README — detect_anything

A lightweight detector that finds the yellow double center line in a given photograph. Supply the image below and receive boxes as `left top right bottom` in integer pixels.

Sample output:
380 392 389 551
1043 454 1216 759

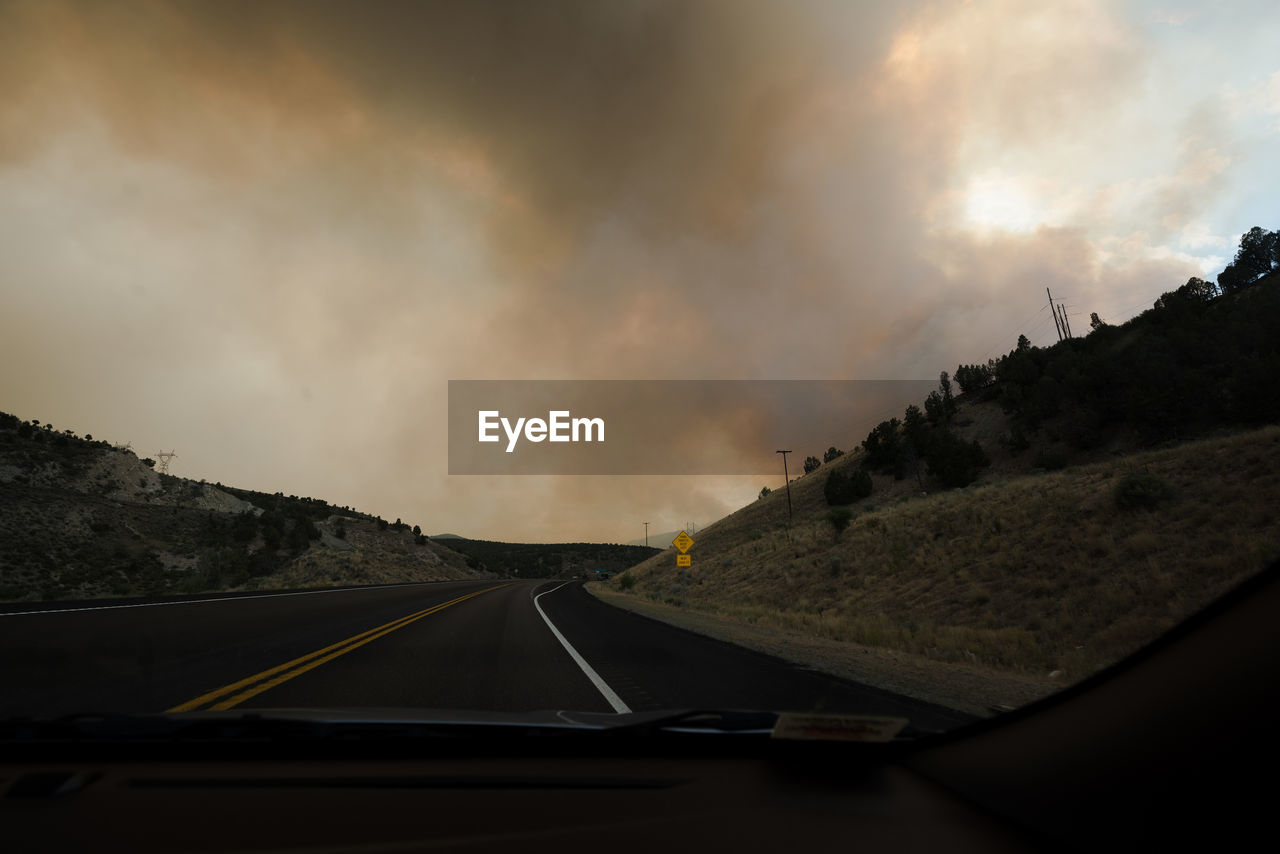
166 584 508 713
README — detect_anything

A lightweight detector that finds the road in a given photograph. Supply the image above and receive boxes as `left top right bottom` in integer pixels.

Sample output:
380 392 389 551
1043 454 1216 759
0 579 970 731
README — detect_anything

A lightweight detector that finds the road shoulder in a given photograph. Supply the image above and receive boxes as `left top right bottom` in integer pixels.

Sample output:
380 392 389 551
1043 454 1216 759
585 585 1060 718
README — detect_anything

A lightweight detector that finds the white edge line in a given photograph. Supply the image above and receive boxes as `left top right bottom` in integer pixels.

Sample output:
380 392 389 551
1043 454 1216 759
0 582 442 618
533 581 632 714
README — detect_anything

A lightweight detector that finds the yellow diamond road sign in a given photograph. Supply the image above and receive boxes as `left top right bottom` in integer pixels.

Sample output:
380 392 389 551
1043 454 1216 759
672 531 694 553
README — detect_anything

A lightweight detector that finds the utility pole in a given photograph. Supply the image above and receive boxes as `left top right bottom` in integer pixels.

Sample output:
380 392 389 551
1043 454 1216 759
1047 288 1064 342
643 521 649 548
776 449 793 534
1058 303 1073 339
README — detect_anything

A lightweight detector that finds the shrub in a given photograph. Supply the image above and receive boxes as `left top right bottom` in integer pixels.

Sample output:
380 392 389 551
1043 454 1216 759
1000 428 1031 455
618 571 636 591
226 512 253 542
955 362 996 394
1065 410 1104 450
825 468 873 505
286 519 318 554
826 507 852 540
924 372 959 423
861 418 903 472
249 552 278 578
1114 473 1176 510
803 456 821 474
1034 450 1068 471
925 431 990 488
824 470 852 505
758 486 771 500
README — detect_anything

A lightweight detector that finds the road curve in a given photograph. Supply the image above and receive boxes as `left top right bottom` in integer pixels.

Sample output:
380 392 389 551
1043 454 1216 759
0 579 970 731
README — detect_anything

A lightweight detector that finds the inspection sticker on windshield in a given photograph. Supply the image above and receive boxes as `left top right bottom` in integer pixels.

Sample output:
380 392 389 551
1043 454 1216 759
771 713 908 742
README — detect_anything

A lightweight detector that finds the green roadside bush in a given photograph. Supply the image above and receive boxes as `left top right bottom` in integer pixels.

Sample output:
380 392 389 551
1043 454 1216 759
825 468 873 505
826 506 853 541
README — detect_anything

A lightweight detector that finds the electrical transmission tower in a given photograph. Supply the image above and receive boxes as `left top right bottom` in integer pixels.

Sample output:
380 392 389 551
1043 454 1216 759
154 450 177 475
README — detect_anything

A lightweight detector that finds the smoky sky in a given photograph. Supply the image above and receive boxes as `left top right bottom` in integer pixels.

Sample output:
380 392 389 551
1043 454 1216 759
2 1 1277 541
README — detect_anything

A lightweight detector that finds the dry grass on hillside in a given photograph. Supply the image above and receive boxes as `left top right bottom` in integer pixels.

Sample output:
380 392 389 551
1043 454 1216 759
620 426 1280 682
0 431 492 600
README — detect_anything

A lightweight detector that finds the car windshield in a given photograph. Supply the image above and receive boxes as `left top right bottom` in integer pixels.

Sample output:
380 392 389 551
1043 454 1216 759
1 0 1278 740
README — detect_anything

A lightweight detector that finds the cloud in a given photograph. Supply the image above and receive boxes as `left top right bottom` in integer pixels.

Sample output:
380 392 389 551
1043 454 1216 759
0 1 1268 541
879 0 1146 159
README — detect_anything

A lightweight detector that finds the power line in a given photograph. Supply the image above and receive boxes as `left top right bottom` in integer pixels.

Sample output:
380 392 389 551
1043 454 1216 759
978 304 1051 361
1021 312 1060 348
1106 299 1158 325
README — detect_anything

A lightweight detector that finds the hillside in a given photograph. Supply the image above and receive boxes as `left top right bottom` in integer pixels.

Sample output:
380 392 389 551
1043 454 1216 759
616 424 1277 669
0 415 489 602
602 262 1280 707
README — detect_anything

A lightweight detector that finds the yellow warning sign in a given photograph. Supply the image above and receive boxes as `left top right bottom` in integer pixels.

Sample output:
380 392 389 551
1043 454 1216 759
677 554 691 567
672 531 694 553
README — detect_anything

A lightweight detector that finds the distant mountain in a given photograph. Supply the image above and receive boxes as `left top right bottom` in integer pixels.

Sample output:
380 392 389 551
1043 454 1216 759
624 529 691 549
436 537 660 578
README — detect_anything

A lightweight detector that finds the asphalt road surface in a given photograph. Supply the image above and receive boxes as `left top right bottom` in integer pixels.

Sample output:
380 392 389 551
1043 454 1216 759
0 580 971 731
